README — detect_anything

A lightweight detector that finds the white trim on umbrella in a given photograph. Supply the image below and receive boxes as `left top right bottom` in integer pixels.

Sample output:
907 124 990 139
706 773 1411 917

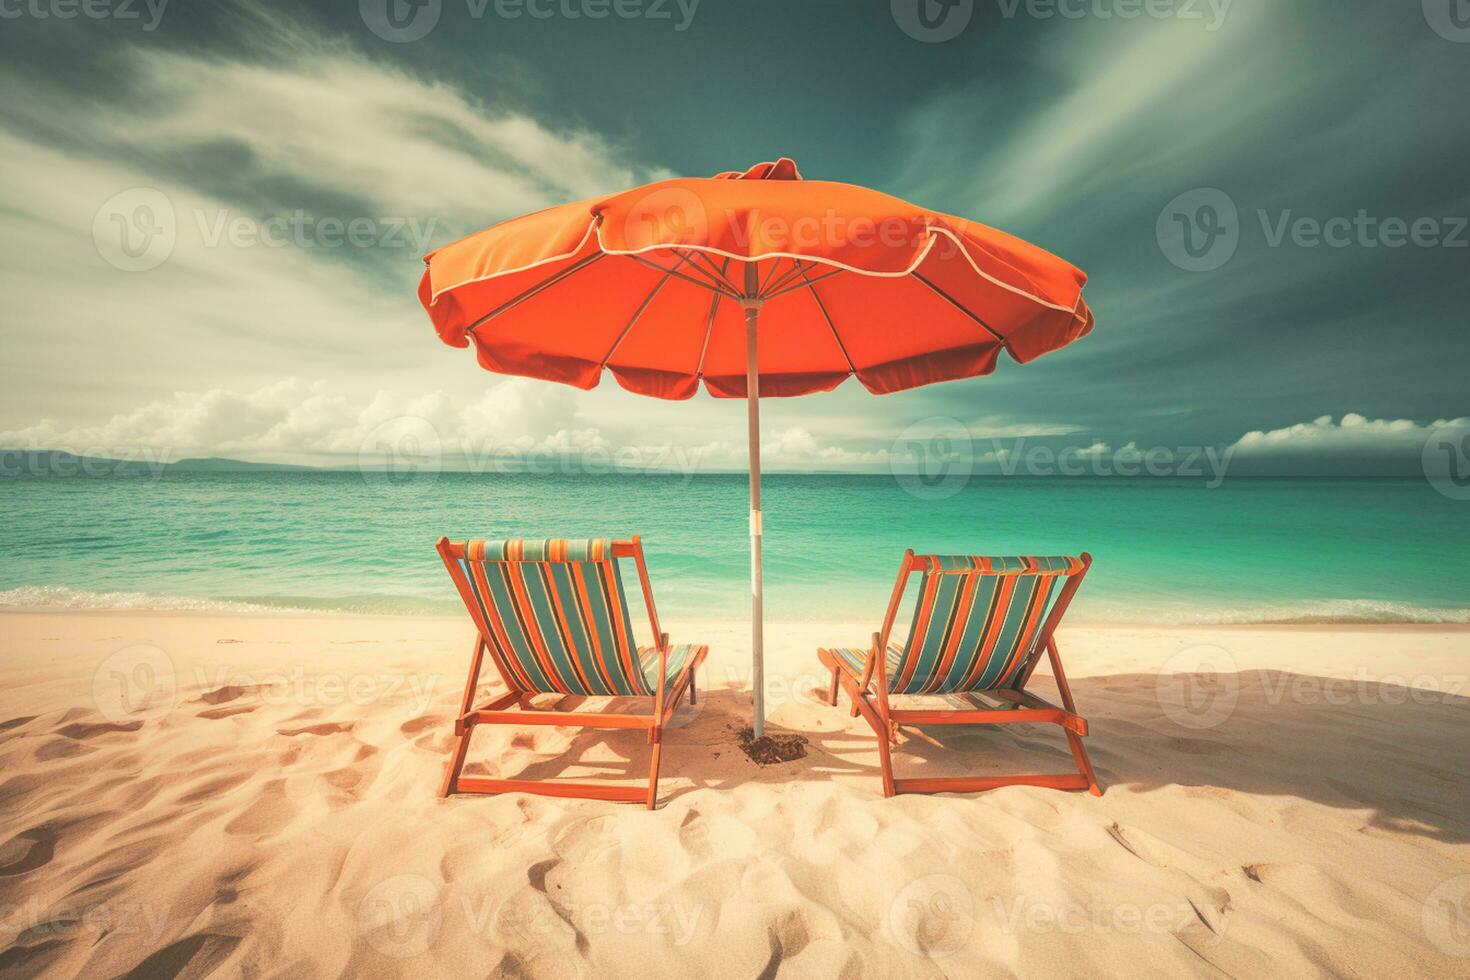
427 216 1085 317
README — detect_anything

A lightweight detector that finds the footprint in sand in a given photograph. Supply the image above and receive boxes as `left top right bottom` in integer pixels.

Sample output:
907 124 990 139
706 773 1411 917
1168 736 1232 756
760 909 815 978
198 704 259 720
276 722 354 737
116 933 241 980
0 715 37 734
224 781 297 837
526 859 590 953
194 685 261 706
0 825 57 877
1106 822 1234 936
35 739 95 761
177 772 254 805
399 715 440 736
53 720 142 740
0 938 68 976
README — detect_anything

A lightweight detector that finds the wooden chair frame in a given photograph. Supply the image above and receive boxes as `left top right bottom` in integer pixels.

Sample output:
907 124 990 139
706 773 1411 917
818 550 1101 798
435 535 707 809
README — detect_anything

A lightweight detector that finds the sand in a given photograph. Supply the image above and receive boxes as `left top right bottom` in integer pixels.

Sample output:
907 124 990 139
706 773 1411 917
0 611 1467 978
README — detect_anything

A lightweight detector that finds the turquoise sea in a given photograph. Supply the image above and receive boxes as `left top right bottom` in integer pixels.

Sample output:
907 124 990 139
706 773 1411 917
1 471 1466 625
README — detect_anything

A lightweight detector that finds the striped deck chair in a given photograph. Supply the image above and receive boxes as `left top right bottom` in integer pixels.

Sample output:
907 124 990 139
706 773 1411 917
817 551 1100 798
435 536 707 809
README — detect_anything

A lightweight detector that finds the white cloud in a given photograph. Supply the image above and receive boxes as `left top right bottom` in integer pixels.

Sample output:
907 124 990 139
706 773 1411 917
0 6 665 440
0 379 895 473
100 45 657 224
761 427 889 467
1229 414 1469 455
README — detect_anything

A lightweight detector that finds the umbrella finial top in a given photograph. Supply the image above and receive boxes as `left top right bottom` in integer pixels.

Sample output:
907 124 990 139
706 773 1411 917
712 158 803 181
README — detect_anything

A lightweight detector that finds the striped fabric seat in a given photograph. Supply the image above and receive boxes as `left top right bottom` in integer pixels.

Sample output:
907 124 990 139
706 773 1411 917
456 538 652 697
831 645 903 679
887 555 1085 696
640 644 701 689
815 549 1099 798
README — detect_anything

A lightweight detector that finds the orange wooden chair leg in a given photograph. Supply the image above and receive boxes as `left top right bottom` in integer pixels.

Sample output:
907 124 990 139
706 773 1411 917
646 735 663 810
1063 727 1102 796
874 713 896 797
827 665 840 706
440 725 474 798
1048 638 1103 796
442 633 488 799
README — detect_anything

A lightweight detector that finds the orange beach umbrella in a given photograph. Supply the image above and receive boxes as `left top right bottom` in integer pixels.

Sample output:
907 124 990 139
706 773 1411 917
420 158 1094 735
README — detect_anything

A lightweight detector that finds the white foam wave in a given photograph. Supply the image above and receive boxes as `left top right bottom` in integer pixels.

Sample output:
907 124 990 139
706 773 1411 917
0 586 288 614
1082 598 1470 626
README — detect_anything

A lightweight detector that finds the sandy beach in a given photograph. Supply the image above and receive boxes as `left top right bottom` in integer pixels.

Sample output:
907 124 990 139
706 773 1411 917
0 611 1467 978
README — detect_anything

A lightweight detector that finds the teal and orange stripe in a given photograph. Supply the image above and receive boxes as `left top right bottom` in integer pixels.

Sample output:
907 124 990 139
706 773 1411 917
454 555 524 692
454 538 650 697
888 554 1083 695
463 551 541 691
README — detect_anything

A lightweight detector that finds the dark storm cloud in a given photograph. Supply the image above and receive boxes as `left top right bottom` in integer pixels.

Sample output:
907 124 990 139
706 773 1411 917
0 0 1464 471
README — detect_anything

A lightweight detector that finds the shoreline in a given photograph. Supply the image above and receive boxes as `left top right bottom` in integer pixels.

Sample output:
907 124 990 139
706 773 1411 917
2 605 1468 632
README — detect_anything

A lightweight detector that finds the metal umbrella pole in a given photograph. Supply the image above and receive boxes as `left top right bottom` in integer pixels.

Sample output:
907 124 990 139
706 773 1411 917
742 261 765 737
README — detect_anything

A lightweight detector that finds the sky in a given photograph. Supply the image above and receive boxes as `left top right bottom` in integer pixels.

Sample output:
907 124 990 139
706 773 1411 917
0 0 1467 476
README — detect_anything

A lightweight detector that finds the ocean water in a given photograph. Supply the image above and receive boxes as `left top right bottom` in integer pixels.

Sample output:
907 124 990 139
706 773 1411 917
1 471 1467 625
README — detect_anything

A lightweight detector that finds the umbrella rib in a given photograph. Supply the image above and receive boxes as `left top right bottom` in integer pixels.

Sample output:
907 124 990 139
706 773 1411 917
600 254 692 367
762 265 843 300
465 252 604 336
681 249 743 295
694 257 729 380
756 257 786 295
628 253 741 299
797 267 857 378
761 258 810 297
662 249 728 293
911 272 1006 344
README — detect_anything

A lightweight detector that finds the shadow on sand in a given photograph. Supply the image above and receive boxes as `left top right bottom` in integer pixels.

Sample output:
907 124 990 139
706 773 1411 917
452 670 1469 844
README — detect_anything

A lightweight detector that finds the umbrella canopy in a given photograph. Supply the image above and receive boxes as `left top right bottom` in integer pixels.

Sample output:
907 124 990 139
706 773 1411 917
419 158 1095 735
